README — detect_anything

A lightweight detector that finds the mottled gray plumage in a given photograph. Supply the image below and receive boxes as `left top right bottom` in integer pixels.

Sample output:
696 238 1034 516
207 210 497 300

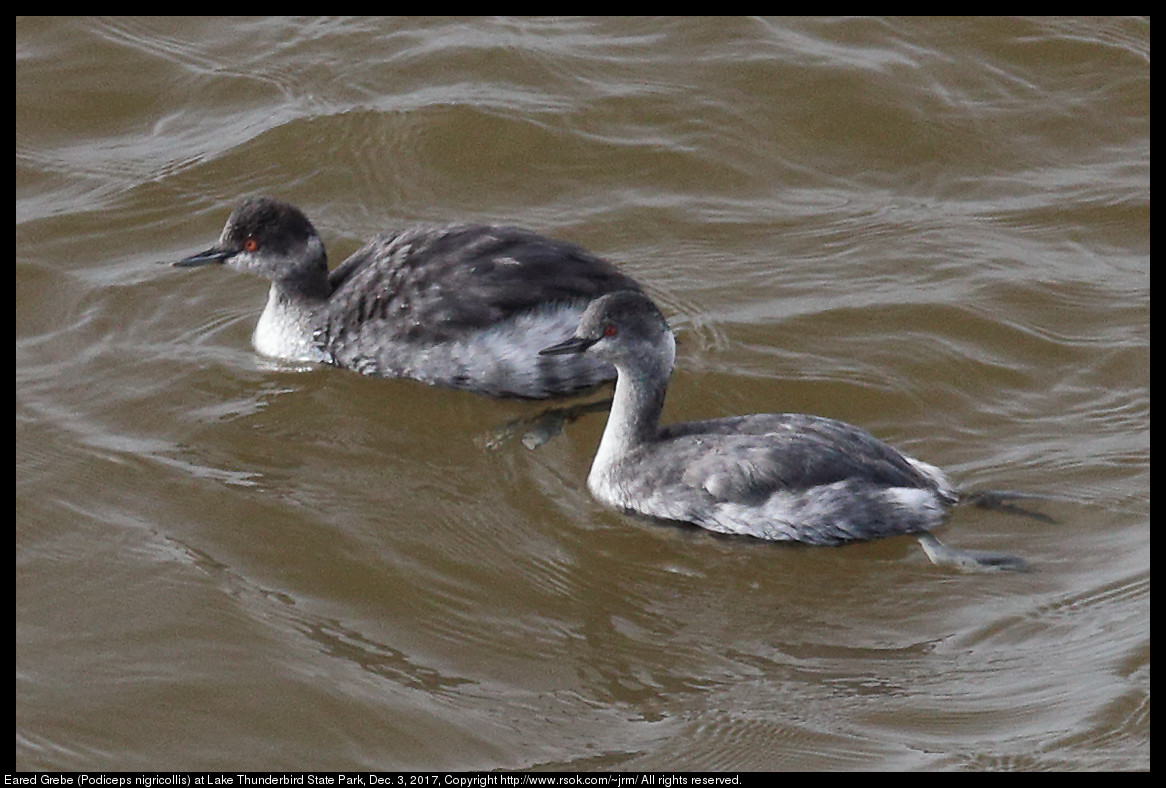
171 196 645 398
542 291 991 552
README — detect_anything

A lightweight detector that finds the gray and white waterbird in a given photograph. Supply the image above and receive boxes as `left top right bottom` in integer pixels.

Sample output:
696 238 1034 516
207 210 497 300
541 290 1042 569
170 196 646 398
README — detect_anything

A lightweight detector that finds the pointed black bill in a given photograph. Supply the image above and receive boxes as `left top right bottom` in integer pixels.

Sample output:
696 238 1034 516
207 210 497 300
171 246 233 268
539 335 600 356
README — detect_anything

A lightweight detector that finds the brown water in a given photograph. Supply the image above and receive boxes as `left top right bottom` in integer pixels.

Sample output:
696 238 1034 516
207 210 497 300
16 17 1149 771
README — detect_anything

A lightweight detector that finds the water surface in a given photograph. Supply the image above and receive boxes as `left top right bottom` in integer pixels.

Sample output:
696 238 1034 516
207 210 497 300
16 16 1149 770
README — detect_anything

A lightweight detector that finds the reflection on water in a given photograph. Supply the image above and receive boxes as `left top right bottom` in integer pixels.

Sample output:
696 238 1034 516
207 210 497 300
17 16 1148 771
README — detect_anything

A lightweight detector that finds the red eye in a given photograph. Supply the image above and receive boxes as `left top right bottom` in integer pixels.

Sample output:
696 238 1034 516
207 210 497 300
243 238 259 252
603 324 617 337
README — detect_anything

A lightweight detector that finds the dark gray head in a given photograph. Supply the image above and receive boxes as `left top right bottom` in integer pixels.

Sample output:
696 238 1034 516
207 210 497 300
170 196 329 296
540 290 675 373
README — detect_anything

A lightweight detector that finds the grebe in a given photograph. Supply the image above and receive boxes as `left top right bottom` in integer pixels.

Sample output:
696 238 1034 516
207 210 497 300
170 196 646 398
542 291 1036 570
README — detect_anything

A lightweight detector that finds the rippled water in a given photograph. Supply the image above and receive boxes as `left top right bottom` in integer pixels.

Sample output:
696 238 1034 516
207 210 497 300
16 17 1148 771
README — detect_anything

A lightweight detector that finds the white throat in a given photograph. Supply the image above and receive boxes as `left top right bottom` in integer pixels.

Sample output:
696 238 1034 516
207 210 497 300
587 331 675 501
252 286 329 363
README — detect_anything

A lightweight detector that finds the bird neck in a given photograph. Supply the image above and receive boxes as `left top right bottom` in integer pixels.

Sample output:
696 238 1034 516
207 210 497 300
272 271 331 304
273 236 332 303
591 350 672 483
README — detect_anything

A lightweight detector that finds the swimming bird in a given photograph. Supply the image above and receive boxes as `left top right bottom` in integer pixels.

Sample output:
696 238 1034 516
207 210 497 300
169 196 646 398
541 290 1038 569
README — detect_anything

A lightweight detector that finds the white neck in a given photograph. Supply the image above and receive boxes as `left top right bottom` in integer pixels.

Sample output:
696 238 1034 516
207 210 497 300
587 333 675 496
252 285 328 363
